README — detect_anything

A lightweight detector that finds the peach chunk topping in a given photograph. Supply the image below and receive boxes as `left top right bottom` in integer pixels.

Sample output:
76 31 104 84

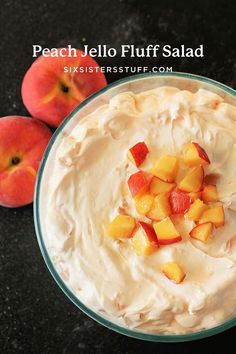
107 215 136 238
135 194 154 215
189 222 213 244
152 155 178 182
186 199 208 222
128 171 150 197
150 176 176 195
178 166 204 193
105 141 227 284
147 194 171 221
183 142 210 167
199 205 225 228
169 188 191 214
202 184 219 203
127 142 149 167
131 221 158 256
153 217 182 245
162 262 186 284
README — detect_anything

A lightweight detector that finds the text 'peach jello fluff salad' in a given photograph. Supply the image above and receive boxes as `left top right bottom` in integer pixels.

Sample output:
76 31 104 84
43 86 236 334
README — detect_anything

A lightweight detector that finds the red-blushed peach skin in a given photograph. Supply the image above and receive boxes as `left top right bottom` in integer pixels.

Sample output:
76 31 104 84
192 142 210 164
139 221 159 245
128 171 150 197
21 49 107 128
128 142 149 167
0 116 52 207
169 188 191 214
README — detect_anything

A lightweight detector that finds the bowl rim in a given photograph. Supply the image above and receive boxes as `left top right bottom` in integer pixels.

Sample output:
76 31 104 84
34 72 236 342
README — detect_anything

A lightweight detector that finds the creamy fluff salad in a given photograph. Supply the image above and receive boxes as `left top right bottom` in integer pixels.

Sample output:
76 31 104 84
41 86 236 334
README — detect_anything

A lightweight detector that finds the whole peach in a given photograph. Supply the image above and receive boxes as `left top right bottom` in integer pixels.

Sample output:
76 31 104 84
21 49 107 128
0 116 52 207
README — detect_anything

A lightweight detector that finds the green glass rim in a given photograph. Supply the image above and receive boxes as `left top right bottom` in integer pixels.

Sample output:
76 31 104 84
34 72 236 342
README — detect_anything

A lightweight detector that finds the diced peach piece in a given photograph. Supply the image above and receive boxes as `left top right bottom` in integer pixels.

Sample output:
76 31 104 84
127 142 149 167
199 205 225 228
147 194 171 221
178 166 204 193
107 215 136 238
186 199 208 221
152 155 178 182
153 217 182 245
162 262 186 284
202 184 219 203
128 171 150 197
189 191 202 202
150 176 176 195
131 221 159 256
189 222 213 243
169 188 191 214
135 194 154 215
183 142 210 167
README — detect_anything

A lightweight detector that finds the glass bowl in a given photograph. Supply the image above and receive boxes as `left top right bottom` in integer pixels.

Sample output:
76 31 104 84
34 72 236 342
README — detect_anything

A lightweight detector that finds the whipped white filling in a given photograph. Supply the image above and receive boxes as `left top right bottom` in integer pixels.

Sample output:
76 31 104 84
42 86 236 334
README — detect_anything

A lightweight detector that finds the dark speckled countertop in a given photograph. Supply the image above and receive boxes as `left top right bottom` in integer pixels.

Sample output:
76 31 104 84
1 0 236 353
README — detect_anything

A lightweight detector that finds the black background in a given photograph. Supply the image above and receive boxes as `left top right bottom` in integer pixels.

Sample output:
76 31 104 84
1 0 236 353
